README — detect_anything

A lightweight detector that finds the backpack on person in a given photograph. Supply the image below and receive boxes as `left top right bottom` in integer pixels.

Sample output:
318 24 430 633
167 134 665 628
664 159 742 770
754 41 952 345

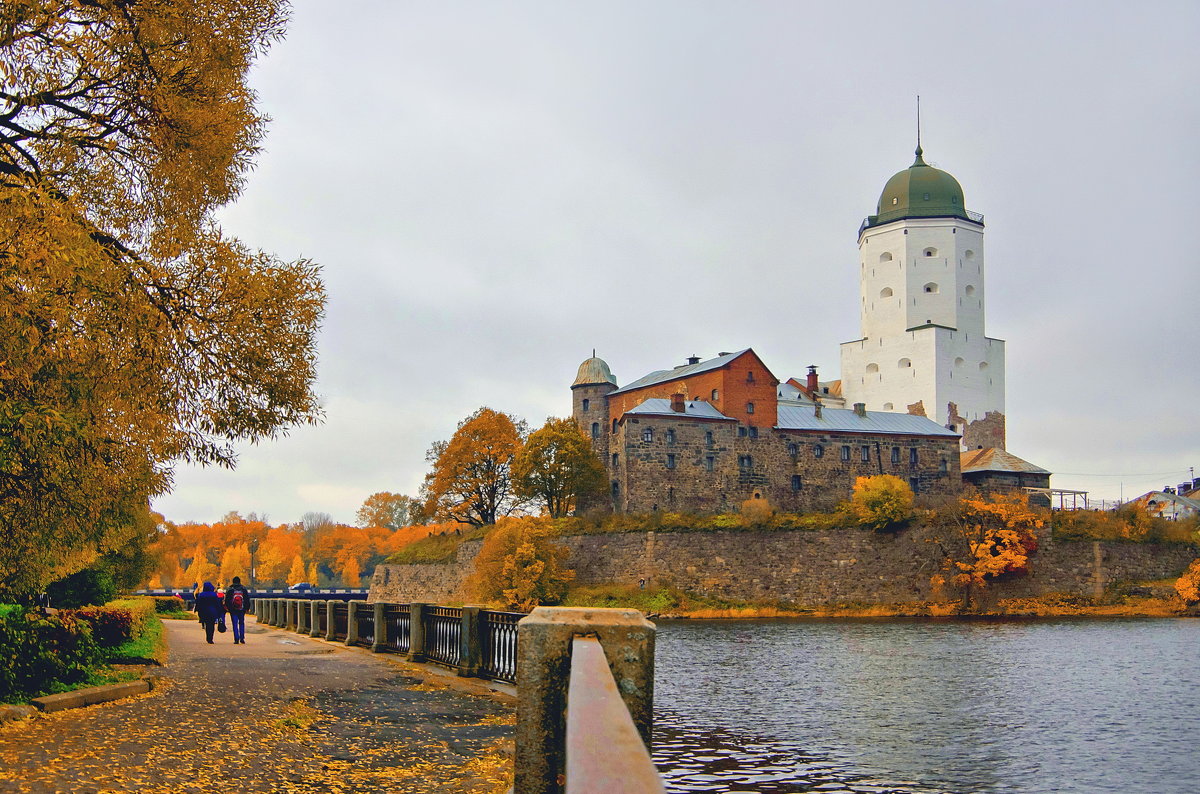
230 589 245 612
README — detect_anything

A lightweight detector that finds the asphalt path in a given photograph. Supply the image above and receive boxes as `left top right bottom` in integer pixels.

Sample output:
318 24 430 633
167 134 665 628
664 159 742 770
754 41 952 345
0 616 514 793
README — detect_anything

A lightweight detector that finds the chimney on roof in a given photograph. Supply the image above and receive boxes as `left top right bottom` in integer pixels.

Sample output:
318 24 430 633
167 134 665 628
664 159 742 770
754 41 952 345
686 355 700 365
854 402 867 418
670 392 685 413
813 403 822 419
806 365 819 394
718 351 731 357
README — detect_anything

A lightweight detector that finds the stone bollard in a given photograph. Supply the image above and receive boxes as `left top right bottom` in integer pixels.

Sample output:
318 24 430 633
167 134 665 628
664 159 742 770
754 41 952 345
310 600 323 637
408 603 427 662
298 599 311 634
371 602 388 653
267 599 277 626
284 599 294 631
273 598 283 627
514 607 656 794
346 601 359 646
458 606 484 677
325 599 337 642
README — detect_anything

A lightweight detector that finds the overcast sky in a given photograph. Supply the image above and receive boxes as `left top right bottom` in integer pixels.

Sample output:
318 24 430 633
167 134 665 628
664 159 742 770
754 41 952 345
152 0 1200 525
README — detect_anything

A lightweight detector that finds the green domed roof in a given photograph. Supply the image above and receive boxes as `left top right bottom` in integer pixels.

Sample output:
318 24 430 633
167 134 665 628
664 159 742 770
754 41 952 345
872 146 971 225
572 355 616 387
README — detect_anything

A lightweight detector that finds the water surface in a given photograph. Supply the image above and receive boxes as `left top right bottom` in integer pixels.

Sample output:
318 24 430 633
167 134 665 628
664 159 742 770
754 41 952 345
652 618 1200 793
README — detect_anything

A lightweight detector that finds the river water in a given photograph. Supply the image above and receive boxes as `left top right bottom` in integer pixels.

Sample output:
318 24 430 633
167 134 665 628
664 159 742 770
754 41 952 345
650 618 1200 793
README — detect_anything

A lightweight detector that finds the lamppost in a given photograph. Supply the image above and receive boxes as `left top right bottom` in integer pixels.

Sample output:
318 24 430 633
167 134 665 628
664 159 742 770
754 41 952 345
248 538 260 593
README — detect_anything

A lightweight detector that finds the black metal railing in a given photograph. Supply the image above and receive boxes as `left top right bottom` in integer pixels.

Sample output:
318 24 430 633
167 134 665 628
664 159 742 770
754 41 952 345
422 606 462 668
481 610 521 683
384 603 411 653
354 606 375 647
331 601 348 641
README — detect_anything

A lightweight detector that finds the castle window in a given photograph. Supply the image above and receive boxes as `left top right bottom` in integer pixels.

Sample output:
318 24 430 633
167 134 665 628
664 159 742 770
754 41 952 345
612 419 618 434
581 398 590 411
666 454 676 470
612 481 620 500
924 247 937 257
814 444 824 459
883 402 894 410
923 282 939 293
668 487 675 504
665 429 676 444
788 442 798 458
979 361 989 371
840 445 851 461
861 445 871 463
866 362 879 374
642 428 653 443
880 252 893 262
791 475 802 492
954 357 965 367
746 371 756 384
891 446 900 464
705 430 714 446
898 358 912 368
611 453 619 468
909 477 920 494
939 459 948 473
591 422 599 439
965 285 975 296
711 388 719 401
738 455 753 469
705 456 715 472
746 402 755 414
879 287 893 298
965 249 975 260
749 427 759 439
738 426 747 438
909 447 918 466
892 197 898 205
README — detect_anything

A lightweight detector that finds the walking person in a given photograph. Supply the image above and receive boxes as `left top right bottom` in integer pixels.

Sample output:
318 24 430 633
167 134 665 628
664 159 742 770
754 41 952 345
224 576 251 644
194 581 225 644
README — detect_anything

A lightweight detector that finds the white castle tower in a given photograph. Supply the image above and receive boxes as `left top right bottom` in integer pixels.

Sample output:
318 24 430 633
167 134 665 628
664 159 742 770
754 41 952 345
840 142 1006 450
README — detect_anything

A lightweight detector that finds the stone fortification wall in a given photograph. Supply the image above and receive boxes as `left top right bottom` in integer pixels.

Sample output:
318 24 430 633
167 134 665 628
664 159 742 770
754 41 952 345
370 527 1197 607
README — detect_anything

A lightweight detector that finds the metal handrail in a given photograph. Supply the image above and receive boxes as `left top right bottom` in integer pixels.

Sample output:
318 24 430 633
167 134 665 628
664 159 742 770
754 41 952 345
565 636 665 793
481 610 521 684
422 606 462 668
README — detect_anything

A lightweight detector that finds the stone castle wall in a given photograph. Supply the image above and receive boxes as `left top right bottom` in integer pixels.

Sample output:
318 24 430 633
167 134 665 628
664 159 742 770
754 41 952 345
370 526 1197 607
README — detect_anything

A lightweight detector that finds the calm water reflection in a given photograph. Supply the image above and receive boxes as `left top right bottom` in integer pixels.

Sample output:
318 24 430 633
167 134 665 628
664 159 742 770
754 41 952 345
651 618 1200 793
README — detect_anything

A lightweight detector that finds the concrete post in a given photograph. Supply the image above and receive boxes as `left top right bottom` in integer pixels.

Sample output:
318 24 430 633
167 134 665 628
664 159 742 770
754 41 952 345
458 606 484 677
513 607 656 794
297 599 310 634
267 599 276 626
346 601 359 646
371 602 388 653
310 600 323 637
284 600 293 630
273 598 283 627
325 599 337 642
408 603 427 662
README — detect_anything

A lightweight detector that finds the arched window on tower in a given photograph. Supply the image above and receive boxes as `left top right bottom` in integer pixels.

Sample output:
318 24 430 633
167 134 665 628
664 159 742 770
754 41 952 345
923 247 938 257
923 282 939 293
898 358 912 368
880 287 893 298
581 398 590 411
866 363 879 374
879 252 893 262
591 422 599 439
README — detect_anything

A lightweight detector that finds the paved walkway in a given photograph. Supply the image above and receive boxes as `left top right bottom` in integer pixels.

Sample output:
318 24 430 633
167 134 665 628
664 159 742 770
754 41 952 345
0 617 514 793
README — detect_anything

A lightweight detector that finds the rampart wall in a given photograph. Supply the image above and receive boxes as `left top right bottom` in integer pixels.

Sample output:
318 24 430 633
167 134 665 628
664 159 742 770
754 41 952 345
369 526 1197 607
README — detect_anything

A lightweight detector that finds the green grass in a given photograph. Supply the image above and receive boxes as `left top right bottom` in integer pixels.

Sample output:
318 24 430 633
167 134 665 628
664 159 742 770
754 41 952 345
44 667 140 695
0 603 22 618
107 612 168 664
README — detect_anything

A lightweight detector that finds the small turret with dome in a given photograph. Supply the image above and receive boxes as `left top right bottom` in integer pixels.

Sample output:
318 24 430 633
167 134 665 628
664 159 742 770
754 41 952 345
571 351 617 464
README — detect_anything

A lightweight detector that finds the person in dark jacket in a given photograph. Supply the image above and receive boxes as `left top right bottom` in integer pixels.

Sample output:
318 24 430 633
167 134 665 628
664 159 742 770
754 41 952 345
224 576 251 644
194 581 225 644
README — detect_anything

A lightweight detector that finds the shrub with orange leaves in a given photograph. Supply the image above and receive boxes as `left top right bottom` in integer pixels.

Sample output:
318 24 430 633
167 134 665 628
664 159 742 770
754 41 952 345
933 491 1045 609
1174 558 1200 605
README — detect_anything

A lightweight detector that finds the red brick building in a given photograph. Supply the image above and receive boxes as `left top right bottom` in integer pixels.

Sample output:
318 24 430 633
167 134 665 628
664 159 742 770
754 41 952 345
572 350 962 513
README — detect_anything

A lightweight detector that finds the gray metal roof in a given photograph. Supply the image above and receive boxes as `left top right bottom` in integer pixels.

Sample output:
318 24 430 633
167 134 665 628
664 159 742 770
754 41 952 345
960 448 1050 475
609 350 752 396
624 398 734 421
776 405 959 437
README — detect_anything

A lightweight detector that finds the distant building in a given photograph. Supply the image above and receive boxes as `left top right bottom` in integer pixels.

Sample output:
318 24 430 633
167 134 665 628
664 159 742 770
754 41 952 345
960 448 1051 506
839 144 1006 451
571 349 961 514
1131 489 1200 521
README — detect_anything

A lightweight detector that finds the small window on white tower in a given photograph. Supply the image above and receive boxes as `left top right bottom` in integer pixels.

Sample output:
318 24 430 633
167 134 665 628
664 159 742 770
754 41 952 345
879 252 893 262
923 247 937 257
898 358 912 368
979 361 989 371
866 363 879 374
923 282 939 293
954 357 965 367
964 285 976 296
883 402 894 410
879 287 893 298
964 250 975 260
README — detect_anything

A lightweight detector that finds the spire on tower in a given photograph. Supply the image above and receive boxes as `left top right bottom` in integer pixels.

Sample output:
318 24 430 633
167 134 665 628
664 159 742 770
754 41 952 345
914 95 926 164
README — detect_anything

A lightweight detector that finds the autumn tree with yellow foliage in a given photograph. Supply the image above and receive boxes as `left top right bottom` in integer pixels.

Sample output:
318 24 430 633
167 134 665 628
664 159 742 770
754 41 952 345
466 517 574 611
512 418 606 518
422 408 528 527
0 2 324 596
843 475 915 531
933 492 1045 609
